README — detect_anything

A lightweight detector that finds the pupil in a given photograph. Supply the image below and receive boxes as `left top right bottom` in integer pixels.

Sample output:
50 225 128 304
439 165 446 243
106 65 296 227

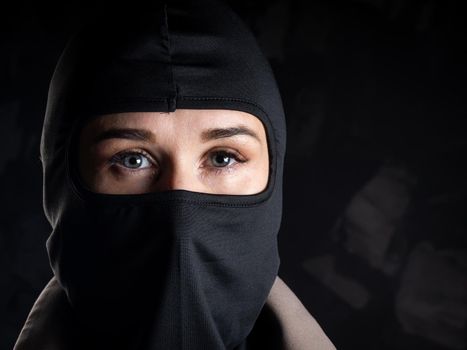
214 154 229 166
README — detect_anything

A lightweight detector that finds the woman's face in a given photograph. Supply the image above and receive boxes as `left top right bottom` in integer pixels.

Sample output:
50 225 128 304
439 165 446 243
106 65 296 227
78 109 269 195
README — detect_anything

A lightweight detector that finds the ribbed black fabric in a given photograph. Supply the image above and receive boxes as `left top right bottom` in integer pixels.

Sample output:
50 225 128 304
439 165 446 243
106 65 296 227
40 0 287 348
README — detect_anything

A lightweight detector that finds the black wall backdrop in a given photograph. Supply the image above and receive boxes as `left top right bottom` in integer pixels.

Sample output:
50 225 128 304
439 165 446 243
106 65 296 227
1 0 466 349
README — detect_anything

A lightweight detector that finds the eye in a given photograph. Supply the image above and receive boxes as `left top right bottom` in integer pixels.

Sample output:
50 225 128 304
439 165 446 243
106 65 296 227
204 150 247 175
111 151 153 170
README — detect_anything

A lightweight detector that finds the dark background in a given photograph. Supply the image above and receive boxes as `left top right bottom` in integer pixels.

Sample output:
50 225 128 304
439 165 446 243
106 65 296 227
1 0 466 349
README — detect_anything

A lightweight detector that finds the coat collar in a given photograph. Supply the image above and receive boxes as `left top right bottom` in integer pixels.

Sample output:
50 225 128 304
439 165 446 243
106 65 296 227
14 277 335 350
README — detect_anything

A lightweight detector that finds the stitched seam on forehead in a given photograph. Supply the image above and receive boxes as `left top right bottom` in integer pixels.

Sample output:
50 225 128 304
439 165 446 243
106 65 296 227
163 3 177 111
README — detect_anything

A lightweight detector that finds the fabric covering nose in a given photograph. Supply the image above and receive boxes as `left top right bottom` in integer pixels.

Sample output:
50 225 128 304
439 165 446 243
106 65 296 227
40 0 287 348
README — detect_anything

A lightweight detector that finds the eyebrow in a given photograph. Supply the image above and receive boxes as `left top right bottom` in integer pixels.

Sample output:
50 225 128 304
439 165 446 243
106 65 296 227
92 128 156 144
92 125 261 144
200 126 260 143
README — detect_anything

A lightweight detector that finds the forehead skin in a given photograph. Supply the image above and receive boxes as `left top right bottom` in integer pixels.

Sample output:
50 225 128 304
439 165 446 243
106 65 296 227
81 109 268 144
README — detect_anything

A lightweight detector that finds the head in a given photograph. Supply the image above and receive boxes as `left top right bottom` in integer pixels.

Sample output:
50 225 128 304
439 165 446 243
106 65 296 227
40 0 286 346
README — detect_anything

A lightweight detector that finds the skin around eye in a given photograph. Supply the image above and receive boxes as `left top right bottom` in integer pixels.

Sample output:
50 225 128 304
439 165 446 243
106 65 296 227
108 148 247 177
98 146 252 194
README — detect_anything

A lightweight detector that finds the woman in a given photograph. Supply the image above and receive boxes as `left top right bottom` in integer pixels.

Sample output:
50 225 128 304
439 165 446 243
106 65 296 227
14 0 335 349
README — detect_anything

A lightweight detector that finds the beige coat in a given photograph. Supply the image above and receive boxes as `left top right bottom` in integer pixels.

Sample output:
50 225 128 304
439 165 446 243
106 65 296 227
14 276 336 350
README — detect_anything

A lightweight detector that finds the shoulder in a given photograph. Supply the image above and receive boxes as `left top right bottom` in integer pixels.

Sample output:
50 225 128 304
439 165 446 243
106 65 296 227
13 277 79 350
264 276 336 350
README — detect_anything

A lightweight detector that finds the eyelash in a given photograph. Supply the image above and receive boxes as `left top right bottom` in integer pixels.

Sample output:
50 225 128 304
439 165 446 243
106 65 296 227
109 148 247 176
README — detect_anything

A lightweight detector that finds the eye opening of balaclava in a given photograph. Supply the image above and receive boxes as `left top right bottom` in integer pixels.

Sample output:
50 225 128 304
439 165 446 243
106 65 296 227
66 104 277 206
41 0 287 349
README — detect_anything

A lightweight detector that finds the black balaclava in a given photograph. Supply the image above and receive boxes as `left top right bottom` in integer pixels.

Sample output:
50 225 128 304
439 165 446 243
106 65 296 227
40 0 286 349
